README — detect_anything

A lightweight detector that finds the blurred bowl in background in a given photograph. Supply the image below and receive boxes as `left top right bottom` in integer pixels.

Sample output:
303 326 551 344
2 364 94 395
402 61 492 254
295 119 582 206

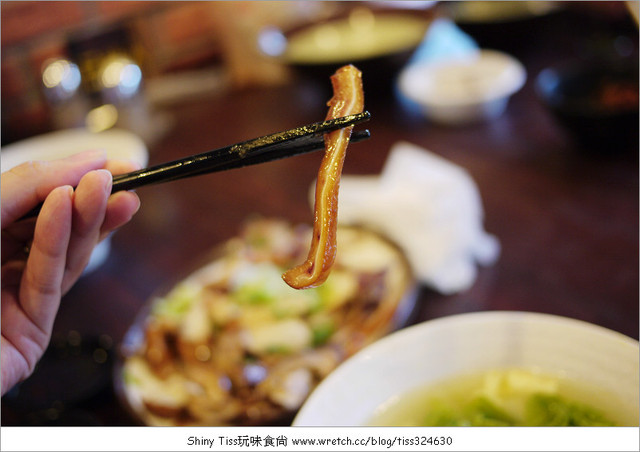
444 1 563 53
535 59 639 153
398 49 526 125
1 128 149 273
294 311 639 426
447 0 560 23
259 6 433 96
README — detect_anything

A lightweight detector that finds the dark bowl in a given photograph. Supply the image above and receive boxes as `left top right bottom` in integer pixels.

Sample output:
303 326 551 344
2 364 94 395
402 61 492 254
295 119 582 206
446 1 563 54
535 59 639 153
259 7 433 99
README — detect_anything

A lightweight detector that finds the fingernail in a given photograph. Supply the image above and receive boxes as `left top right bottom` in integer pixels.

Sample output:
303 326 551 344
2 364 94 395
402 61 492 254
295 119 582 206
129 159 143 171
132 194 141 214
94 169 113 194
70 149 107 162
61 185 74 198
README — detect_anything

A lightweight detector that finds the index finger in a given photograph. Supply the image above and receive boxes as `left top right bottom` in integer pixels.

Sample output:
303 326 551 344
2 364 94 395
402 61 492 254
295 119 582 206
1 150 108 227
19 184 74 333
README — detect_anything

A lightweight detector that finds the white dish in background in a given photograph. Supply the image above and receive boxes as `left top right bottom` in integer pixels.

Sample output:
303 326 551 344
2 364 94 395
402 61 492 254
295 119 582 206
398 49 526 125
1 128 149 170
293 311 639 426
1 128 149 273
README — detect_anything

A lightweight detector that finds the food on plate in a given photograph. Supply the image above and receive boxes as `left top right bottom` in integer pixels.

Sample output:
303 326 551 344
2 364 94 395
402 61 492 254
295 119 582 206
119 217 414 426
282 64 365 290
282 11 430 65
368 368 636 426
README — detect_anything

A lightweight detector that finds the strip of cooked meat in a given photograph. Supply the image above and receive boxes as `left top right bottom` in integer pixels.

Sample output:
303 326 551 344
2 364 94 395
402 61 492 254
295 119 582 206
282 64 365 289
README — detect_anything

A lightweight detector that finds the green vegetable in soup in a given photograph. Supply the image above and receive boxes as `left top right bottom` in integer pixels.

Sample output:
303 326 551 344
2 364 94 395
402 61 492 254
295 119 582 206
424 397 515 426
524 394 615 426
424 393 615 426
465 397 517 426
369 369 630 427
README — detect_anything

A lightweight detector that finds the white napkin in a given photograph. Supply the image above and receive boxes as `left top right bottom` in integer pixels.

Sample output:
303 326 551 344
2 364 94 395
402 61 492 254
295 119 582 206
332 141 499 294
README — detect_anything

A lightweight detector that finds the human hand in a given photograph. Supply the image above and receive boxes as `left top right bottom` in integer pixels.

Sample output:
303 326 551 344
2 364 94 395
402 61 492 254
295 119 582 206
1 149 141 395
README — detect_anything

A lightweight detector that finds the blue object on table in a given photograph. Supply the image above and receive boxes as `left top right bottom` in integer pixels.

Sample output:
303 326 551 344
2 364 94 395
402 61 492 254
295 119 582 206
409 17 479 65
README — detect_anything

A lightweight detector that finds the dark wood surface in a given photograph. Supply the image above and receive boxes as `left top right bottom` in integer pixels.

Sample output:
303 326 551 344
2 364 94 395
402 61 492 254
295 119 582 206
2 7 637 426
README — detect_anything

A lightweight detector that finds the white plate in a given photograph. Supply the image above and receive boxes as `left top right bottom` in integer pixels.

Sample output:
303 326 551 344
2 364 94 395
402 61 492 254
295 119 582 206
1 128 149 170
1 128 149 273
293 311 639 426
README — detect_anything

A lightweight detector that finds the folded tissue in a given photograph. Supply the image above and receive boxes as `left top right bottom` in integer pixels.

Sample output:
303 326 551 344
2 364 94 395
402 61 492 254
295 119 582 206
329 142 500 294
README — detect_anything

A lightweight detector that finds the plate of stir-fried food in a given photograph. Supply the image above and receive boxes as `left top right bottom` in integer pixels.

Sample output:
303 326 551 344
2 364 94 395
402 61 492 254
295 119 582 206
117 217 416 425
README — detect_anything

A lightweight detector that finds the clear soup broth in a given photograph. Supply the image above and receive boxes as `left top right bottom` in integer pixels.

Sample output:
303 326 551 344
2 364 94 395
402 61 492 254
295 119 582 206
368 368 638 427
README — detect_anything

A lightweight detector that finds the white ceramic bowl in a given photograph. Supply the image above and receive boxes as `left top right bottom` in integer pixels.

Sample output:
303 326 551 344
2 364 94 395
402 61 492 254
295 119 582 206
293 311 639 426
1 128 149 273
398 50 526 125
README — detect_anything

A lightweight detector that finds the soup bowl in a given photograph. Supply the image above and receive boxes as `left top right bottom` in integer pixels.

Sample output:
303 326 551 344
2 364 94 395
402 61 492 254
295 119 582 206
293 311 639 426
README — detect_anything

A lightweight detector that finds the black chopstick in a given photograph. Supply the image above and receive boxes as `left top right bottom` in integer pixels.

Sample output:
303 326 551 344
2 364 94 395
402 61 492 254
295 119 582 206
111 111 370 191
18 112 371 220
151 128 370 187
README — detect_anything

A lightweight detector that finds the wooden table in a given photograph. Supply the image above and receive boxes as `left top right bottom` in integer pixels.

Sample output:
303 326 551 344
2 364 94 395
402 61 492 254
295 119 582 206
2 7 637 425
